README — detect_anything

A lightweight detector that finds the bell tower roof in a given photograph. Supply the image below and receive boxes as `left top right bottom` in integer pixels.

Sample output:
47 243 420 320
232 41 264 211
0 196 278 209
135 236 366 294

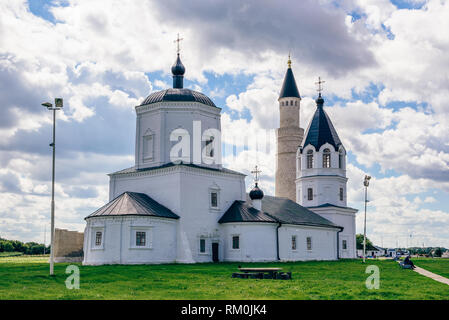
279 56 301 99
302 93 342 151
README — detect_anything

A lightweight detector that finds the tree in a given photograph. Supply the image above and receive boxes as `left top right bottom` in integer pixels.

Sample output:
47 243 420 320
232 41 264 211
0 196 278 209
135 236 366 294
356 234 374 249
434 247 443 257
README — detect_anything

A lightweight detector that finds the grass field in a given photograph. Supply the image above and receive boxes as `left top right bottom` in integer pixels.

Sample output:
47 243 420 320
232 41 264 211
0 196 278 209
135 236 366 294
414 258 449 278
0 256 448 300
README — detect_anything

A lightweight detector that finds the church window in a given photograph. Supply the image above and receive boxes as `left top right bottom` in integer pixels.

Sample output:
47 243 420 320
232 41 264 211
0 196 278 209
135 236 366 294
307 150 313 168
211 192 218 208
291 236 297 250
307 188 313 201
95 231 102 246
205 136 214 158
323 148 331 168
295 101 298 106
307 237 312 251
143 133 154 161
340 188 344 201
342 240 347 250
339 151 344 169
136 231 146 247
232 236 240 249
290 100 293 106
281 101 284 106
199 238 206 253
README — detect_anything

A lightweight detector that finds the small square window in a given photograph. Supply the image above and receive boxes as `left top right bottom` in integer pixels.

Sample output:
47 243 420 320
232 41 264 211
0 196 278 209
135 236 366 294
307 237 312 251
200 239 206 253
95 231 102 246
211 192 218 208
291 236 297 250
136 231 146 247
342 240 347 250
232 236 240 249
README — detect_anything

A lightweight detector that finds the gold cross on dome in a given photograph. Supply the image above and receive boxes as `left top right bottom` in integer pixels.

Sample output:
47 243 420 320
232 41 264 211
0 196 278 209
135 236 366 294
251 165 262 183
174 33 184 54
315 76 325 94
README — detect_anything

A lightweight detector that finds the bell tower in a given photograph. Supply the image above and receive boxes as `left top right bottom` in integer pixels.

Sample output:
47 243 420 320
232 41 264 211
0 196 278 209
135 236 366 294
275 56 304 201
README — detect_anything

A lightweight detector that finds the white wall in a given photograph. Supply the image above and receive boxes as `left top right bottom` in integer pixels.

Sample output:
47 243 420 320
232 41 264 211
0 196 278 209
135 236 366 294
279 225 338 261
221 223 278 262
83 216 177 265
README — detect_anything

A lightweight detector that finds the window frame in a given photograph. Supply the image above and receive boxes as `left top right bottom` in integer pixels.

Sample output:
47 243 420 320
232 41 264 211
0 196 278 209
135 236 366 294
307 188 313 201
342 239 347 250
91 227 104 250
130 227 152 249
291 235 297 251
232 235 240 250
323 148 331 168
135 231 146 247
306 150 313 169
199 238 206 254
306 236 312 251
142 131 155 162
340 187 344 201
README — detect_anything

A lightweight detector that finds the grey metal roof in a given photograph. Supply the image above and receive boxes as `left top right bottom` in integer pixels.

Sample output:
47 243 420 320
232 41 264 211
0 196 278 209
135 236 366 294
85 192 179 220
302 95 342 151
279 67 300 99
218 201 277 223
140 88 217 108
219 195 341 229
110 162 245 176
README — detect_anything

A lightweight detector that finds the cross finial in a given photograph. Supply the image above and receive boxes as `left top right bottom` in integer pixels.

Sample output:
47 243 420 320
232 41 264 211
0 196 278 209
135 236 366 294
287 52 292 68
315 76 325 95
251 165 262 185
174 33 184 54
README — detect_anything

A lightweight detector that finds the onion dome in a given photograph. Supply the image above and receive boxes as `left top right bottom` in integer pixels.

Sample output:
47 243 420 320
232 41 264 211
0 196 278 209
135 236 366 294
249 183 264 200
171 53 185 88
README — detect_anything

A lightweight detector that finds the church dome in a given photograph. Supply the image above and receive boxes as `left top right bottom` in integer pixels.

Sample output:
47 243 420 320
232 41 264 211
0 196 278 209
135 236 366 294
140 88 217 107
140 52 217 108
249 184 264 200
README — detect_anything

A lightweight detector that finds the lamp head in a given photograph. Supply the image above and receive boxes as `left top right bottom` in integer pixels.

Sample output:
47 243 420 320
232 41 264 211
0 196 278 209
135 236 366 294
54 98 63 108
41 102 52 109
364 175 371 187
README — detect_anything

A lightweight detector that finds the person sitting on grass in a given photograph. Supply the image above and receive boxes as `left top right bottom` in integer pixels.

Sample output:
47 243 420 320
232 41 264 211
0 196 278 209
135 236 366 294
403 255 416 269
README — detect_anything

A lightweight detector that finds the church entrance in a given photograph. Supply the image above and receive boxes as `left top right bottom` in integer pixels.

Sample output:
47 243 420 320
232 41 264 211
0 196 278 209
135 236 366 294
212 242 219 262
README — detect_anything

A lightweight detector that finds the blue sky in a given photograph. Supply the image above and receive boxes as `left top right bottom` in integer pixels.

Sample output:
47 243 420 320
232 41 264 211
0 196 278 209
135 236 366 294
1 0 448 248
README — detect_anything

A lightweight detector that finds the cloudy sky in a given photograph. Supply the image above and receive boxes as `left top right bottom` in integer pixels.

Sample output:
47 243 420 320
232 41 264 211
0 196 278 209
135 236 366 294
1 0 448 248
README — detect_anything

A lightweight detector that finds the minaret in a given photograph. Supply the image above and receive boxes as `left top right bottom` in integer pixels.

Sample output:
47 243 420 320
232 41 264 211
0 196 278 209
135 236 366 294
275 56 304 201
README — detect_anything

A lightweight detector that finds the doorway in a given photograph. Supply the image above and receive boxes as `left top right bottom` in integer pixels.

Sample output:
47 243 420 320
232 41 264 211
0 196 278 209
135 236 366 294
212 242 219 262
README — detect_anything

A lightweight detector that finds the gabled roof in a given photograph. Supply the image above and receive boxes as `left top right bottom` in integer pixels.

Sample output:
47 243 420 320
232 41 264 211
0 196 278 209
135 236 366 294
219 195 341 229
218 201 276 223
302 95 342 151
85 192 179 220
279 67 300 99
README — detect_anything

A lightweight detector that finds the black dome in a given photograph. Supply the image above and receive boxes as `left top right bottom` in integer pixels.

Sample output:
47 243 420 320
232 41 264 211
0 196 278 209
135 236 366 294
249 184 264 200
140 88 217 108
171 54 185 76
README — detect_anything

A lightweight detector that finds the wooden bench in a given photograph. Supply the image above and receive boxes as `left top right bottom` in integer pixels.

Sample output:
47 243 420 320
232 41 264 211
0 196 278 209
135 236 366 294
232 267 292 280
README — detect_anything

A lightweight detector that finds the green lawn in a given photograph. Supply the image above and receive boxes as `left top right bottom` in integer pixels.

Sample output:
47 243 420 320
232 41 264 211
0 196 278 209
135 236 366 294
414 258 449 278
0 256 448 300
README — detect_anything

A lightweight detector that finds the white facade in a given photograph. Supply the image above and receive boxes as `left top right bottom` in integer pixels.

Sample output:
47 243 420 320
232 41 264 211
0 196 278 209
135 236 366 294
83 56 356 265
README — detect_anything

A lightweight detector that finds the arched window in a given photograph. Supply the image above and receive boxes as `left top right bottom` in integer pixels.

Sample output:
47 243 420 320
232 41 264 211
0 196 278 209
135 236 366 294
307 150 313 169
290 100 293 106
340 188 344 201
339 150 344 169
323 148 331 168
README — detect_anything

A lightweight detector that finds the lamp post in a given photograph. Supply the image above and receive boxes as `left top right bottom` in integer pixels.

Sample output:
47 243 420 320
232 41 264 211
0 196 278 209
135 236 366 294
42 98 63 276
363 175 371 263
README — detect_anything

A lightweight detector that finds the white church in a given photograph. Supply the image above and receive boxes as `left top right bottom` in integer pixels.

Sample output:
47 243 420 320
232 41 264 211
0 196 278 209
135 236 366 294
82 52 357 265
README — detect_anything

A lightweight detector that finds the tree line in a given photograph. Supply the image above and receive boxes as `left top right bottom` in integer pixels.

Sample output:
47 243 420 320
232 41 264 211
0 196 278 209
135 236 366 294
0 237 50 255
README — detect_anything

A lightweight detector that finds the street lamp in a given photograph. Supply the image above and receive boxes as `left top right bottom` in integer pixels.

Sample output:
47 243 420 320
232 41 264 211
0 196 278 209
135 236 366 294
42 98 63 276
363 175 371 263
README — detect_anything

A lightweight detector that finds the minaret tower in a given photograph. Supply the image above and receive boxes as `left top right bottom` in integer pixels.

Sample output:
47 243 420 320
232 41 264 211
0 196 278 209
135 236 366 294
275 56 304 201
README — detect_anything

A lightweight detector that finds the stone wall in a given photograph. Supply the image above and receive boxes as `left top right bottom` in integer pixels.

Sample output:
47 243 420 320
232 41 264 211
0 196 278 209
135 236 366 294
54 228 84 263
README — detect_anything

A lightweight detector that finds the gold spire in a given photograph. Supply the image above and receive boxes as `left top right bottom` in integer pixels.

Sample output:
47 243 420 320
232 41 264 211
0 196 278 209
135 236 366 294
287 52 292 68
